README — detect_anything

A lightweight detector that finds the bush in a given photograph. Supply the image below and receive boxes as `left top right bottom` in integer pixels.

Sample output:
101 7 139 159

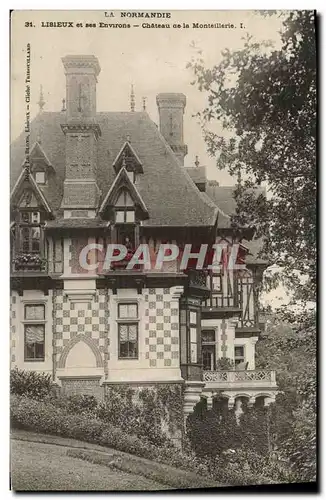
10 394 214 482
49 394 98 416
10 368 53 400
11 394 157 460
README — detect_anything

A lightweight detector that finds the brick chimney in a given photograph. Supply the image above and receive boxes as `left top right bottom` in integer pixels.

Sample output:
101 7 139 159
156 93 188 166
60 55 101 213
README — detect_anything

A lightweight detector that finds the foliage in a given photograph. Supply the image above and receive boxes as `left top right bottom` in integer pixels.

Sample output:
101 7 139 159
187 396 269 457
204 448 295 486
215 357 234 370
97 384 183 447
187 397 241 457
186 396 295 485
188 11 316 302
11 394 157 460
10 368 53 400
256 310 316 481
49 393 99 416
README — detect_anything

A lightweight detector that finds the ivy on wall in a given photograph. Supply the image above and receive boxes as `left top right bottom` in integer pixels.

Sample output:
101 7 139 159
99 383 184 446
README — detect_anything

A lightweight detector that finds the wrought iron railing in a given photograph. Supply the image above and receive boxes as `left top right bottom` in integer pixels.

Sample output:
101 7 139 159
203 370 276 384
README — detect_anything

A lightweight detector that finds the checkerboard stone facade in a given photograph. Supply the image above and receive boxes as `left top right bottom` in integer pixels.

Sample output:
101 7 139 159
52 288 110 378
10 292 18 365
143 287 180 369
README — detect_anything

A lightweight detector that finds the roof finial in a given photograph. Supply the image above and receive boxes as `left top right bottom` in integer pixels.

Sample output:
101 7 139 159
195 155 200 167
61 98 66 112
37 85 45 112
130 84 135 112
126 135 131 143
142 97 147 112
122 152 127 169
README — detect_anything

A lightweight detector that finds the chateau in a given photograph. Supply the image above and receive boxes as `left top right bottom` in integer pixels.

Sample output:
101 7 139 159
10 55 277 431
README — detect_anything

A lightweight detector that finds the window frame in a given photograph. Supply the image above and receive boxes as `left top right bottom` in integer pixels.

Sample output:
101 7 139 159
35 171 46 185
23 303 46 362
189 308 198 364
201 329 216 371
117 301 139 360
234 345 245 365
114 189 135 224
17 210 42 254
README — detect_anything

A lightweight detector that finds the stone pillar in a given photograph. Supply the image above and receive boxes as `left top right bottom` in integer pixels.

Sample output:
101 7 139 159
183 380 205 427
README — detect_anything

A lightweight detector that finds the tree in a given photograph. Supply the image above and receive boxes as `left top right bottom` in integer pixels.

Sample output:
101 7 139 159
255 310 316 481
187 11 316 302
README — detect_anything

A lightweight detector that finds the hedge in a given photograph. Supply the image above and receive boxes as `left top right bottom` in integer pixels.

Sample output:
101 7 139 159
11 395 157 460
10 395 215 482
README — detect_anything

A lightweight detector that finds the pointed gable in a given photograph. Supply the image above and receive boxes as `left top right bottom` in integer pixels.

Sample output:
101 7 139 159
10 168 52 214
21 141 53 170
30 141 52 167
112 141 143 174
99 167 148 217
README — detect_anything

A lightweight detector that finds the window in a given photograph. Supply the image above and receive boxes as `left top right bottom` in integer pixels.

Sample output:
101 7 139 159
18 211 41 253
35 171 46 184
20 226 40 253
114 189 135 224
212 273 222 292
24 304 45 361
190 310 198 363
234 346 245 365
117 302 139 359
202 330 216 371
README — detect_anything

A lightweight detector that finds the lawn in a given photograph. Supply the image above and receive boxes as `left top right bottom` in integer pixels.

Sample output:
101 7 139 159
11 439 170 491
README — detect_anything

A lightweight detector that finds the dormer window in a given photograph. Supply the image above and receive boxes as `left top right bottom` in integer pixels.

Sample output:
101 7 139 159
35 171 46 185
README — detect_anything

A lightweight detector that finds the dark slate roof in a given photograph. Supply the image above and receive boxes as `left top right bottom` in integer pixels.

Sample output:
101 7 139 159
11 111 218 227
45 218 110 229
184 166 207 185
204 183 268 264
206 183 266 216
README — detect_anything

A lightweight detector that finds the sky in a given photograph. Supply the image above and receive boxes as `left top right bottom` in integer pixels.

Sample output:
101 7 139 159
11 10 284 185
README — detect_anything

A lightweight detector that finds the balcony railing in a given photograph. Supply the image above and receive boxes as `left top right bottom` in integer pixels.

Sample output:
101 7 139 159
203 370 277 388
187 269 208 288
12 253 47 272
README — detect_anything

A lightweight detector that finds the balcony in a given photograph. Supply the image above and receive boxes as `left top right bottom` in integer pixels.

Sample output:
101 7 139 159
12 253 47 273
185 269 210 299
203 369 277 390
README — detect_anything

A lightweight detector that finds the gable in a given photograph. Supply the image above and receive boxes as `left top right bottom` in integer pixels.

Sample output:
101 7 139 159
29 141 52 167
99 166 148 217
11 168 52 214
113 141 143 174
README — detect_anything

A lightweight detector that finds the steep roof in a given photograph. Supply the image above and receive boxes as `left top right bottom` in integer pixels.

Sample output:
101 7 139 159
206 183 266 217
184 166 207 185
11 111 218 227
204 182 268 264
